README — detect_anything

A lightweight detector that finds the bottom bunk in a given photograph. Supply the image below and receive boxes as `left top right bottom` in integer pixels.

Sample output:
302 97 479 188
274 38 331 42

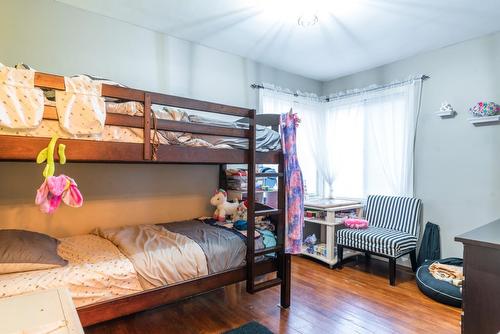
78 258 280 326
0 218 289 327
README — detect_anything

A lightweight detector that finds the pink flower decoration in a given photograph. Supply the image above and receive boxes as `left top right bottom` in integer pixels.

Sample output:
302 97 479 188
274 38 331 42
35 174 83 214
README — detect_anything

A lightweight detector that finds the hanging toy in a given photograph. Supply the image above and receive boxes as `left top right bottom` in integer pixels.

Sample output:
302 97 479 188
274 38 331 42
36 135 64 178
35 135 83 214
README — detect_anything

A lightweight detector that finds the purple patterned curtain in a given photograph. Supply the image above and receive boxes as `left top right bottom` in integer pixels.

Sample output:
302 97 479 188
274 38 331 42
280 110 304 254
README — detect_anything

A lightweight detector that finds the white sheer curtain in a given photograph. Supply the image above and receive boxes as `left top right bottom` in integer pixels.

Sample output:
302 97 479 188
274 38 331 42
322 98 365 198
324 81 421 198
364 84 420 196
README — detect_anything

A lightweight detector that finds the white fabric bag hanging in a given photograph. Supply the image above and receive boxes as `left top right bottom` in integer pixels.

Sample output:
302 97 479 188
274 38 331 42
0 63 44 129
56 75 106 135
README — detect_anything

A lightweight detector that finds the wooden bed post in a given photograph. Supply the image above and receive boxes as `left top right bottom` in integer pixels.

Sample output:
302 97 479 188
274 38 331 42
280 254 291 308
246 109 257 293
277 152 291 308
218 164 228 190
143 93 152 160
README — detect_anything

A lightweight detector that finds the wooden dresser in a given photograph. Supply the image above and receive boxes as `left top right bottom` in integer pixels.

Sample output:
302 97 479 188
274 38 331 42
455 219 500 334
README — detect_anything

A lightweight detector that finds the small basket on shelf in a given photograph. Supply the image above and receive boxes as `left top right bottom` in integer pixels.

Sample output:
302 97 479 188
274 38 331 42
468 102 500 125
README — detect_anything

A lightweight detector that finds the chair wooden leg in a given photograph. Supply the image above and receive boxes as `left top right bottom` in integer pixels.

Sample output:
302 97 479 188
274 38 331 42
389 257 396 286
337 245 344 269
409 249 418 272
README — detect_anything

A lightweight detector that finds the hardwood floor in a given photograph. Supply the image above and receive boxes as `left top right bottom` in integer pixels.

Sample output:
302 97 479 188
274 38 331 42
85 256 461 334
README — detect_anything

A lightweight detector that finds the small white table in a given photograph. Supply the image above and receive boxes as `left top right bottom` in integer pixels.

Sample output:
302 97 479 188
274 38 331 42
302 198 364 268
0 288 84 334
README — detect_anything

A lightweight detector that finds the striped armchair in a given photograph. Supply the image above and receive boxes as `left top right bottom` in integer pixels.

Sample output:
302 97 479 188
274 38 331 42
337 195 422 285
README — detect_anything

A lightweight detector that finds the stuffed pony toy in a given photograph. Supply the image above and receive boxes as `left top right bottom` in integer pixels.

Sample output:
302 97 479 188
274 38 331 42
210 189 239 222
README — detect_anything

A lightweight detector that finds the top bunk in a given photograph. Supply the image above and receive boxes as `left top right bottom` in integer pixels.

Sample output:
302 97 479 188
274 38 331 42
0 69 282 164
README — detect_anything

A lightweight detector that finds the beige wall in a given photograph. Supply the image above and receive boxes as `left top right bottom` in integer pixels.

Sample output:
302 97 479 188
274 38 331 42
0 0 321 237
322 31 500 258
0 163 218 238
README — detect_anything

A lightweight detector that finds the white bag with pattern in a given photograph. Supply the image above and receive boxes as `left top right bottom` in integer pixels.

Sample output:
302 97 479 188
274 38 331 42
0 63 44 129
56 75 106 135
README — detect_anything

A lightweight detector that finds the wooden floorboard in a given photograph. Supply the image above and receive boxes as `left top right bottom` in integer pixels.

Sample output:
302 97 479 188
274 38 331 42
85 256 461 334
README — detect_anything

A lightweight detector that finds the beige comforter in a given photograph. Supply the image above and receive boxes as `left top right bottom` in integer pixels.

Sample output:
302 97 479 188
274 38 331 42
94 224 208 289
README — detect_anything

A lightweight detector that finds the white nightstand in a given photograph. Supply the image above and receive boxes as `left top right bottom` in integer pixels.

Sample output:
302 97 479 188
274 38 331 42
302 198 364 268
0 288 84 334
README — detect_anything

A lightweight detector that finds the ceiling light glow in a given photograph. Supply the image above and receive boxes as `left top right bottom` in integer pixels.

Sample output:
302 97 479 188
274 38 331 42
254 0 359 27
297 13 319 27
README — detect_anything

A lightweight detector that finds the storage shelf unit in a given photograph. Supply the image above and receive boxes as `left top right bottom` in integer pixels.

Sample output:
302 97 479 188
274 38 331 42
302 198 364 268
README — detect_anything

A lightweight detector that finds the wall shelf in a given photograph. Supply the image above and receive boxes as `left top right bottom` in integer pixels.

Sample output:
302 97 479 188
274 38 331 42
468 115 500 125
436 110 456 117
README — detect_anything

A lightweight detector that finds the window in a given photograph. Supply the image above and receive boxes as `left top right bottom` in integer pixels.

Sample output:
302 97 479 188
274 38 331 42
260 80 421 199
323 83 420 198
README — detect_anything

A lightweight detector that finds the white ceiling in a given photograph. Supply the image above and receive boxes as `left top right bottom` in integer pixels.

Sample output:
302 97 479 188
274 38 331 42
58 0 500 81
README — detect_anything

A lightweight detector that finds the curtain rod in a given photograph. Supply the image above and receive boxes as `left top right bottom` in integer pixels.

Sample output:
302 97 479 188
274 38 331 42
251 75 429 102
250 83 301 97
324 75 430 102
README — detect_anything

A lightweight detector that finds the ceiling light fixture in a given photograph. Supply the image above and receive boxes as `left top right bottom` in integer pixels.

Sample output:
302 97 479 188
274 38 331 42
297 12 319 27
255 0 359 28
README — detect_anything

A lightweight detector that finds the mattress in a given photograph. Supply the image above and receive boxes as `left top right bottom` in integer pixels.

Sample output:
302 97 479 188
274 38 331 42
0 219 275 308
0 234 143 308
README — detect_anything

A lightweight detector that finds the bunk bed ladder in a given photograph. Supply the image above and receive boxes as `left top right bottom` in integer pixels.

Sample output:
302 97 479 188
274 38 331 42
246 112 290 307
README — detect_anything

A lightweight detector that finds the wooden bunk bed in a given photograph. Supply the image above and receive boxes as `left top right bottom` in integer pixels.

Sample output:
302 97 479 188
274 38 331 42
0 72 291 327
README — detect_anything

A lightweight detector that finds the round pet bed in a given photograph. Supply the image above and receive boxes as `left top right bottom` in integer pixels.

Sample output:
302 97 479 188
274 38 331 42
416 257 463 308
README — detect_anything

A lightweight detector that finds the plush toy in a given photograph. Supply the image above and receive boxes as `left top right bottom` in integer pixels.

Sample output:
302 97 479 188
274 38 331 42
344 218 369 229
210 189 239 222
233 200 248 221
35 135 83 214
36 175 83 214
